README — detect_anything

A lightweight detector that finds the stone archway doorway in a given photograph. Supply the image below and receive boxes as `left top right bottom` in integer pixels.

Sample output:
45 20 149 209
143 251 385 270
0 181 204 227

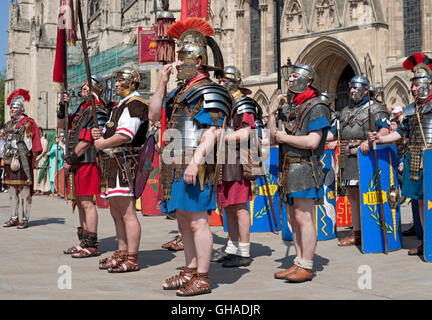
296 36 361 111
313 55 355 112
335 65 355 112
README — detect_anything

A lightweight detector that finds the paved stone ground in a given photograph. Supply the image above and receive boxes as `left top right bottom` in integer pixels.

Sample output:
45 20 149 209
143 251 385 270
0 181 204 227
0 191 431 300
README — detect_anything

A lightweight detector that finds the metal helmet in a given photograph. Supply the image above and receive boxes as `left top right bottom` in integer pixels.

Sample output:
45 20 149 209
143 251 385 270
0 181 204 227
411 72 432 100
222 65 241 94
289 64 315 94
349 75 369 102
90 74 105 97
7 89 30 113
115 67 140 97
168 18 224 80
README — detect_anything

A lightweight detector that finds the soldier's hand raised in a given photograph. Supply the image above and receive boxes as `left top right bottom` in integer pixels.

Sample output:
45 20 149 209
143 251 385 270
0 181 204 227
161 64 173 85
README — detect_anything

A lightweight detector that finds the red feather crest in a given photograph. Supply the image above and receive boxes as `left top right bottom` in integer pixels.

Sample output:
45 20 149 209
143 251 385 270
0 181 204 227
7 89 31 105
167 17 214 39
403 53 432 72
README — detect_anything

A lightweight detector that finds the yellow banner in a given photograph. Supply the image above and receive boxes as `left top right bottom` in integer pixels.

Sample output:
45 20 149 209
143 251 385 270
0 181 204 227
362 191 388 205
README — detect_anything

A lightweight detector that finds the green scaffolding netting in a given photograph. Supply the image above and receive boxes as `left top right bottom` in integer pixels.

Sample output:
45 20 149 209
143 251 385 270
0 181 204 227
67 44 139 88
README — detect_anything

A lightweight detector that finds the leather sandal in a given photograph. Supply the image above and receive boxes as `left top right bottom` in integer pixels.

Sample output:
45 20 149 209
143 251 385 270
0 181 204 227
107 254 140 273
162 266 196 290
2 218 19 228
64 227 85 254
162 234 183 250
176 273 211 297
63 244 83 255
99 250 127 269
17 220 29 229
169 237 184 251
71 246 100 258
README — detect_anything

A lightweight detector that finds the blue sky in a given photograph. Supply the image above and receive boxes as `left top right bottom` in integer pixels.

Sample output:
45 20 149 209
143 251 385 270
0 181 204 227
0 2 9 72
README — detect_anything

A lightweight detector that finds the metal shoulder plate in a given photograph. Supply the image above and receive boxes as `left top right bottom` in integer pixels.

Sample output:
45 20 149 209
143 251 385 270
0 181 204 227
232 96 260 116
370 102 389 116
181 82 233 116
403 103 416 118
84 107 109 130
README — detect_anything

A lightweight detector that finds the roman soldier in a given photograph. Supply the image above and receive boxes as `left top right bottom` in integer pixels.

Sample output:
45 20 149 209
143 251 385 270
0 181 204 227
2 89 42 229
58 75 108 258
369 53 432 257
213 65 263 268
268 64 331 282
327 75 390 247
91 67 148 273
149 18 232 296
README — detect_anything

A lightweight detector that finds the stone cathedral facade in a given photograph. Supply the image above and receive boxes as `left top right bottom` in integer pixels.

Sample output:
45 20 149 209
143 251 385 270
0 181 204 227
5 0 432 125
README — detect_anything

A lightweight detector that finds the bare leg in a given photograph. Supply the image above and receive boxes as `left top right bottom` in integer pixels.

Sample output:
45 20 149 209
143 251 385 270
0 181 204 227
109 196 141 253
76 195 98 233
292 198 317 262
109 198 128 251
287 203 302 258
19 186 32 221
9 186 19 219
176 210 197 268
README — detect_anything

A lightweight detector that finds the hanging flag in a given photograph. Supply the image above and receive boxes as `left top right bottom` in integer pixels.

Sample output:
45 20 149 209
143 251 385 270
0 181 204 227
138 27 157 63
53 0 77 92
181 0 211 21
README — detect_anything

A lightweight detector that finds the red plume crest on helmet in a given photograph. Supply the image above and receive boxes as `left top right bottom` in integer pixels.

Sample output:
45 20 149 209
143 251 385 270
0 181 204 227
7 89 31 105
403 53 432 73
167 17 214 39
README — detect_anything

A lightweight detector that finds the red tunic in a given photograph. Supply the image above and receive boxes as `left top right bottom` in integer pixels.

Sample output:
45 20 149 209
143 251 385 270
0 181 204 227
217 112 256 207
68 101 103 196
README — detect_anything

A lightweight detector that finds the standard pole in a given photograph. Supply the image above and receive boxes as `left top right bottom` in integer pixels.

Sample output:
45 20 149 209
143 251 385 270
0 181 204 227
275 0 282 90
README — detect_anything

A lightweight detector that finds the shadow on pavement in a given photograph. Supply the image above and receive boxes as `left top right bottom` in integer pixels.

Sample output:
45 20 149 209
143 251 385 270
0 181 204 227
29 217 65 227
212 233 274 259
99 236 119 253
138 249 176 269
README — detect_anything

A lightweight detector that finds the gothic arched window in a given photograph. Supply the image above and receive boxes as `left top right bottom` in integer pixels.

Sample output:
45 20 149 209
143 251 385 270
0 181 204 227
89 0 101 19
250 0 261 76
403 0 422 56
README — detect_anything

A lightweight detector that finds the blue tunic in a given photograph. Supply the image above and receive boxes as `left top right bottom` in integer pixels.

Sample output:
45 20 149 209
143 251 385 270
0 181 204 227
285 106 331 206
162 87 225 215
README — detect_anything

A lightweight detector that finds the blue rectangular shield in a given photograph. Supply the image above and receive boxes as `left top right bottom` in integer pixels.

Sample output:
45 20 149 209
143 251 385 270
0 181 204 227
314 149 337 240
358 145 402 253
423 149 432 261
223 147 282 233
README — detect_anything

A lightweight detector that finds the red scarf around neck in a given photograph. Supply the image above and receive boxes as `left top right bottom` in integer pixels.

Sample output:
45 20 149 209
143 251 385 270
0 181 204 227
185 72 210 88
293 87 318 106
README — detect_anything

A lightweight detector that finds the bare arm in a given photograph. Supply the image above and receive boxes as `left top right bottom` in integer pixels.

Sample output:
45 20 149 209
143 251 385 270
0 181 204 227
224 126 251 144
276 128 323 150
148 65 172 122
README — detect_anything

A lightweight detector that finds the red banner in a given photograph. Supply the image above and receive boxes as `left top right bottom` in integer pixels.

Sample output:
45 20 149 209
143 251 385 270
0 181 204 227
140 152 163 216
181 0 210 21
138 27 157 63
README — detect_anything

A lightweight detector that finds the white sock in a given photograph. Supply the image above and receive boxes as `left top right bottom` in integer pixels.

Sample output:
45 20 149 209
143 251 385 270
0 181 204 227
225 240 238 255
237 242 250 258
294 258 313 270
